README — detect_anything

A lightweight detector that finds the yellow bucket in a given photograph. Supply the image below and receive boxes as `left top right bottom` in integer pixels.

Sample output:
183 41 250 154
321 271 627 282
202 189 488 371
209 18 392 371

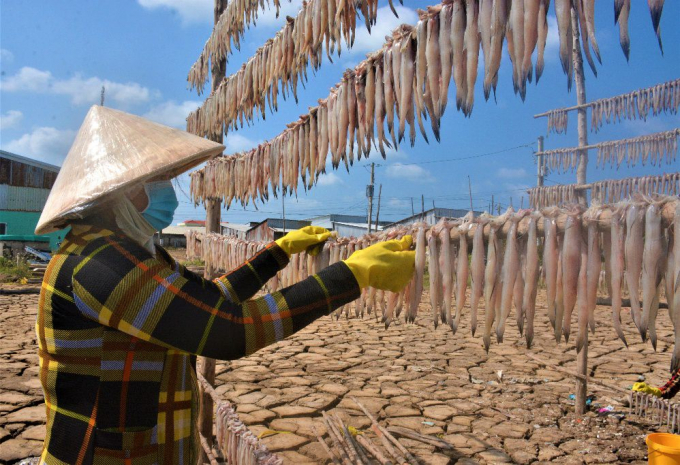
647 433 680 465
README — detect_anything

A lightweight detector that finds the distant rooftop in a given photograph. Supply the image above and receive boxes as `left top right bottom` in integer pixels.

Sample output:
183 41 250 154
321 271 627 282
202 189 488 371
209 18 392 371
0 150 60 173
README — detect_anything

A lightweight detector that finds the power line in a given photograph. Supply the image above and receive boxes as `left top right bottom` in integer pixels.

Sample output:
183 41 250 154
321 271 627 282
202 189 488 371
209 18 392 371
366 142 535 168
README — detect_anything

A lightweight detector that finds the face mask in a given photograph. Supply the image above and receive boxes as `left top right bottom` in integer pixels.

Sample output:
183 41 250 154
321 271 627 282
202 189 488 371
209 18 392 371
142 180 178 231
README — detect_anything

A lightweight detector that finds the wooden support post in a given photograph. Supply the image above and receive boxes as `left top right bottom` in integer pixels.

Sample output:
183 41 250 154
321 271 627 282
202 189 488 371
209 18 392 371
198 1 227 460
367 163 375 234
537 136 544 187
571 6 589 415
375 184 382 231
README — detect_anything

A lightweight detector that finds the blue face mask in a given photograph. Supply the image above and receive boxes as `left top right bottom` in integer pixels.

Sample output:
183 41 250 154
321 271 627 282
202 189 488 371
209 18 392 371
142 180 179 231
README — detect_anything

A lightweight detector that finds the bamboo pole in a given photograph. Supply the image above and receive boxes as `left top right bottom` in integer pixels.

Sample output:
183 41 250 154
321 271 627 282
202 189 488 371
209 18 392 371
198 2 228 461
571 6 589 414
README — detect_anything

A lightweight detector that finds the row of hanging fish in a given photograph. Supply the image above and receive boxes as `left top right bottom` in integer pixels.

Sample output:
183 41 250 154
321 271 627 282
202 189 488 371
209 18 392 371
539 128 679 175
545 108 569 135
187 198 678 359
185 227 417 320
544 78 680 134
592 173 680 205
188 0 669 141
527 172 680 209
188 0 582 207
188 0 294 95
597 128 679 169
214 398 282 465
528 184 579 209
630 391 680 434
186 0 388 137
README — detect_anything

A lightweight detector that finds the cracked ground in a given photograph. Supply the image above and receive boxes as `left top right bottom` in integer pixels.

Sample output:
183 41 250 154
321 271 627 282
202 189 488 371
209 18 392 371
0 288 673 464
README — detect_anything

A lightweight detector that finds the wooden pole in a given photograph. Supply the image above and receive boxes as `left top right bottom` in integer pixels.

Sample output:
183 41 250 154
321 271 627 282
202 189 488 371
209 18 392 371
571 6 589 415
198 0 228 459
375 184 382 231
367 163 375 233
282 193 286 234
537 136 544 187
468 176 473 213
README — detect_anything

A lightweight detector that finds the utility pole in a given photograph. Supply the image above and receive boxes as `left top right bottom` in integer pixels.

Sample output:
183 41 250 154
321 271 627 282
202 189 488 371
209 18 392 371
537 136 545 187
468 176 473 213
100 86 105 106
411 198 415 215
571 5 589 415
491 194 494 213
198 0 228 460
421 195 424 220
367 163 375 233
374 184 382 231
282 193 286 234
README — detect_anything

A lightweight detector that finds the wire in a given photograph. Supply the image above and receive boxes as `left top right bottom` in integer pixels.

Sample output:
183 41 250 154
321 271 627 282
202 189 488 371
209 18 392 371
366 142 535 167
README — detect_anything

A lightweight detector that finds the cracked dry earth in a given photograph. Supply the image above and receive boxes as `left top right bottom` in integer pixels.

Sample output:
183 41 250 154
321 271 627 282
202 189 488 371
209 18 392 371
0 291 675 464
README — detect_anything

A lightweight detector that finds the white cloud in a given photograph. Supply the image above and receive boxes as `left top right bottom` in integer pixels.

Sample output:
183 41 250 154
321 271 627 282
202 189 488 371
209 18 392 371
496 167 528 179
544 15 559 62
0 110 23 129
3 127 76 165
350 6 418 55
224 133 262 153
53 74 154 106
387 197 410 209
317 172 343 186
622 119 674 137
1 67 52 92
143 100 202 128
137 0 213 25
0 49 13 64
385 163 434 183
383 146 409 161
1 67 154 106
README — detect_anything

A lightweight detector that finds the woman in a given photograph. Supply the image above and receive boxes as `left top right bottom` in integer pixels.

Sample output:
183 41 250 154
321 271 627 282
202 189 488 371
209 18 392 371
34 106 414 465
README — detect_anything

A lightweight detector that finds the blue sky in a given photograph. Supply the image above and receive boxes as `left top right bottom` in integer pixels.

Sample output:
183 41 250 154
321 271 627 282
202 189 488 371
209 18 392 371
1 1 678 226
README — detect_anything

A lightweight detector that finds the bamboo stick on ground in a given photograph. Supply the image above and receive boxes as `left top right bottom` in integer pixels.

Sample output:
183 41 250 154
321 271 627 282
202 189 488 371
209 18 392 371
355 434 394 465
386 426 456 450
312 426 342 465
322 412 355 465
331 413 369 465
335 414 371 465
351 397 418 465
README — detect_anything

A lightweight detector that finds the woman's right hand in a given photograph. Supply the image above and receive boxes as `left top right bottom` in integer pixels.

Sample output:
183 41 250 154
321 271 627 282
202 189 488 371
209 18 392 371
344 236 415 292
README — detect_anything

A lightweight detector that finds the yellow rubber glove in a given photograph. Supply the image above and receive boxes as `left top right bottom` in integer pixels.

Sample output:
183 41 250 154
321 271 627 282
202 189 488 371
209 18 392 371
275 226 331 256
632 382 662 397
344 236 415 292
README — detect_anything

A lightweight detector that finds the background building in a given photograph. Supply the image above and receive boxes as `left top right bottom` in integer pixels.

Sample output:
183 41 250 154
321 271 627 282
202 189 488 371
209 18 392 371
0 150 66 254
245 218 311 241
386 207 483 228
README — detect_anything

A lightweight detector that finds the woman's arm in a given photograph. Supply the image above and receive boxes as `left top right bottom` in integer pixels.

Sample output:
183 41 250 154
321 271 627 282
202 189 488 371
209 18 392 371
71 235 359 360
209 242 289 304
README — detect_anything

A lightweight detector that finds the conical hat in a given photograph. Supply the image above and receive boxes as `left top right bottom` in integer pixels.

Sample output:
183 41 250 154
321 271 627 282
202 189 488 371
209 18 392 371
36 105 224 234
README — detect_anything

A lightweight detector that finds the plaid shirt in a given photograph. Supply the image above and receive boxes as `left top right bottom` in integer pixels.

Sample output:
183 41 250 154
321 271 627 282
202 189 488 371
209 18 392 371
37 225 359 465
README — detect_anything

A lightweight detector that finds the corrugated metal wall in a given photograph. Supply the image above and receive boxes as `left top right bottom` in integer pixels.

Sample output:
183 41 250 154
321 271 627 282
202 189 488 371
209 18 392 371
246 223 275 242
0 185 50 212
334 223 371 238
0 156 58 188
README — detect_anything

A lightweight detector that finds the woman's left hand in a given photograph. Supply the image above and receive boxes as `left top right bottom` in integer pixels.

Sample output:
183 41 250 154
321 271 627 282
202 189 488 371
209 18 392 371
275 226 332 256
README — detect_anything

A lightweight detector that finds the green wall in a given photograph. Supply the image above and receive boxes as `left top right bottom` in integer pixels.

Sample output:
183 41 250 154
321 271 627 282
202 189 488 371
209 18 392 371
0 211 68 251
